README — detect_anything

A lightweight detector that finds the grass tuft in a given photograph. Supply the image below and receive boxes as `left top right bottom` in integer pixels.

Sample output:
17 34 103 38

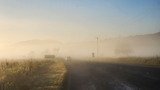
0 59 66 90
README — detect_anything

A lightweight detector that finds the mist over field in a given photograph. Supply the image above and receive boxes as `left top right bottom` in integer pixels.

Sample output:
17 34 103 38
0 1 160 90
0 32 160 59
0 0 159 60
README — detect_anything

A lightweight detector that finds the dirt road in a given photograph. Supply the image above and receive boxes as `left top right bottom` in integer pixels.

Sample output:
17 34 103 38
65 60 160 90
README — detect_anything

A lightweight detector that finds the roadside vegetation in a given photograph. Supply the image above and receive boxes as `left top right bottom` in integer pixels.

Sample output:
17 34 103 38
0 58 66 90
115 57 160 66
95 57 160 66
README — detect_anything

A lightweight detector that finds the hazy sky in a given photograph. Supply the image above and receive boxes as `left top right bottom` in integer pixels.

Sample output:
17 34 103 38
0 0 160 43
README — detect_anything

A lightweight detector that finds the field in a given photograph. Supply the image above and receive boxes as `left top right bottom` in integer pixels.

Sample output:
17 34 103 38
91 57 160 66
0 58 66 90
0 57 159 90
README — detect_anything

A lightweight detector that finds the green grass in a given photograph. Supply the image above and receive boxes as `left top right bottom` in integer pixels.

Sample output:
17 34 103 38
0 59 66 90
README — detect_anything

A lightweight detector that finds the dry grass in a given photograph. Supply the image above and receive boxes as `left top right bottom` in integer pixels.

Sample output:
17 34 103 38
115 57 160 66
96 57 160 66
0 59 66 90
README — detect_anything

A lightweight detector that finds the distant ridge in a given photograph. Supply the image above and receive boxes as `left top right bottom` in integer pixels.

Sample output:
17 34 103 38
15 39 62 46
129 32 160 38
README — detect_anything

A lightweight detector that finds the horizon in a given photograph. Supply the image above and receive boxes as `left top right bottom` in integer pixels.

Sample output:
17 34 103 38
0 0 160 58
0 31 159 59
0 1 160 90
0 0 160 44
13 31 160 43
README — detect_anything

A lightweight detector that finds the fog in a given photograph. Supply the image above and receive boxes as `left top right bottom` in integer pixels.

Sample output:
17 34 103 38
0 0 159 60
0 32 159 59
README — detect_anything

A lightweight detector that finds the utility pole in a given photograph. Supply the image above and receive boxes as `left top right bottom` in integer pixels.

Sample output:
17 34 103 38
96 37 99 57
